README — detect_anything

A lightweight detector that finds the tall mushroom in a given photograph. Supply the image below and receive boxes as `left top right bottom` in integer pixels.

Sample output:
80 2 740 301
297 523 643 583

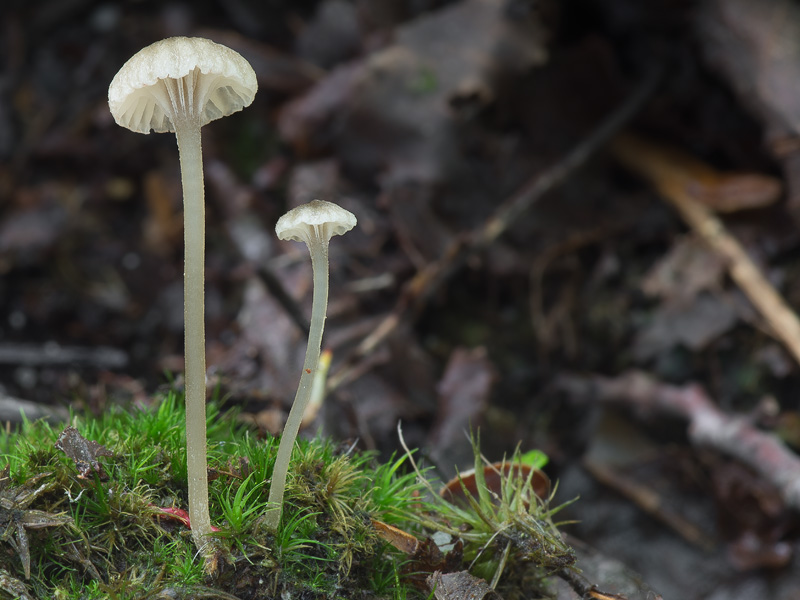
265 200 356 531
108 37 257 554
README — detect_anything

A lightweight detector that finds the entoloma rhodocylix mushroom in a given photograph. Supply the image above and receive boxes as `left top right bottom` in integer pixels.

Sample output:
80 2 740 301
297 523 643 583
265 200 357 531
108 37 257 554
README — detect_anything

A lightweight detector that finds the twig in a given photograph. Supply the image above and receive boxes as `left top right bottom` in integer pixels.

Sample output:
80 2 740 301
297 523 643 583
612 133 800 366
530 224 627 357
256 262 310 335
582 456 714 551
557 566 657 600
558 370 800 512
328 69 662 391
224 213 311 335
0 343 127 368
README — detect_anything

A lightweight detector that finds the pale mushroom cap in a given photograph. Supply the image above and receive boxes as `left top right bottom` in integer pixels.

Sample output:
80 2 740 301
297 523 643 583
108 36 257 134
275 200 357 244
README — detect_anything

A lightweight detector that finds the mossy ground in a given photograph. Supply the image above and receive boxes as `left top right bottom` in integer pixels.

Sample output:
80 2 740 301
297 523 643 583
0 393 574 600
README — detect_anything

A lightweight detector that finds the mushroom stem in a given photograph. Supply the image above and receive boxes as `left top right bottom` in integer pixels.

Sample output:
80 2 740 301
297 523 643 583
175 119 212 548
264 236 330 532
108 37 258 568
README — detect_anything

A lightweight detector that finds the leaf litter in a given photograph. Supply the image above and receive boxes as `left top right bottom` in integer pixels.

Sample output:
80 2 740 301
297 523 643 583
5 0 800 597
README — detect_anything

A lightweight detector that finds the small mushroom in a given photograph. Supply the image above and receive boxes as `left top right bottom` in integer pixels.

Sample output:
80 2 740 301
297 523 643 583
108 37 257 554
264 200 356 531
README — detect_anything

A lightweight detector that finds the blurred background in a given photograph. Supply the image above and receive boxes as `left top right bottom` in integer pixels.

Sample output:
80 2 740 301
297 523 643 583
3 1 800 597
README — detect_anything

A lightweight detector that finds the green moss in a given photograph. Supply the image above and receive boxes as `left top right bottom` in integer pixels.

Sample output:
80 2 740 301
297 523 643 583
0 392 575 599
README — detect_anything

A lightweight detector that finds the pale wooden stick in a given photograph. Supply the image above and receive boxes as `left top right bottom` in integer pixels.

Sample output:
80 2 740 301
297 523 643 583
613 134 800 366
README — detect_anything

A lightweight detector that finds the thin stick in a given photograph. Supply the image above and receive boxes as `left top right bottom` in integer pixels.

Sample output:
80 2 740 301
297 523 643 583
612 133 800 366
582 456 714 550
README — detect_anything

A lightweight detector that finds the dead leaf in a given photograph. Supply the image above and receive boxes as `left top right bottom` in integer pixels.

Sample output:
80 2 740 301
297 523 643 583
614 132 800 365
219 276 304 401
641 235 726 306
372 518 419 554
244 408 285 436
0 472 73 579
633 293 739 360
696 0 800 219
0 568 34 600
611 133 782 213
403 537 465 589
697 0 800 139
426 571 502 600
707 453 793 568
586 591 635 600
279 0 548 263
281 0 548 166
54 426 113 480
428 347 496 475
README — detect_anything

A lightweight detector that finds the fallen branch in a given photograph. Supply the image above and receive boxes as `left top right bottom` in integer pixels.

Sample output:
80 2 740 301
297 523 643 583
558 370 800 511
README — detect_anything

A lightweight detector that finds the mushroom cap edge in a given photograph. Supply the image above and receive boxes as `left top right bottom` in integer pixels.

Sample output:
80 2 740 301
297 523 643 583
108 36 257 134
275 200 357 243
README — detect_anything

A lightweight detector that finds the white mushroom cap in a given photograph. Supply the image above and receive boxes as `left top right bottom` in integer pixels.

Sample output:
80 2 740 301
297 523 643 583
108 36 257 134
275 200 357 245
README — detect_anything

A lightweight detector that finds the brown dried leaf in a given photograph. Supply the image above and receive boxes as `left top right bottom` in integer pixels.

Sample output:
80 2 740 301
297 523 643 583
632 293 738 360
426 571 502 600
641 235 726 306
612 133 781 213
696 0 800 219
19 508 72 530
698 0 800 138
211 276 304 402
55 426 113 480
372 518 419 554
0 568 34 600
404 536 465 589
694 173 782 213
428 347 496 474
280 0 548 166
279 0 548 262
0 474 72 580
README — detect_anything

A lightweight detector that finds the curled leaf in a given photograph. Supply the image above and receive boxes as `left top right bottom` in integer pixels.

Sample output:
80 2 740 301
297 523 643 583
55 426 113 480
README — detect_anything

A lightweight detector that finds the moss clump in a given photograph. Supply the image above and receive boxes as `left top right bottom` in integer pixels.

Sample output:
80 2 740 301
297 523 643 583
0 393 575 600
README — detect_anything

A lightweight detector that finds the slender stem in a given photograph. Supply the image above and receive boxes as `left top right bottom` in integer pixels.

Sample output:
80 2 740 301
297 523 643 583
265 238 330 532
175 121 212 549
